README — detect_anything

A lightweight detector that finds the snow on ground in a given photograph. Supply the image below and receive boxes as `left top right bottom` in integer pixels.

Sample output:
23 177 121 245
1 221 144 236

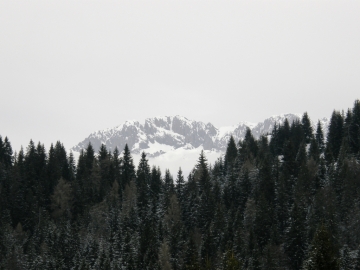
142 140 175 155
218 126 237 138
71 146 223 180
134 146 223 178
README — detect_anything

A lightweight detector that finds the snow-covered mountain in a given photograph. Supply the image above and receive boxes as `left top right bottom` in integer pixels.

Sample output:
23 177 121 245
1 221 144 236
71 114 329 175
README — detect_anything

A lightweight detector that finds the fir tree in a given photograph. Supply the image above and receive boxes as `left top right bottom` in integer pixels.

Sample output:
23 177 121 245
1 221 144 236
195 150 210 195
175 167 185 202
326 110 344 163
302 112 313 144
136 152 151 220
223 250 242 270
122 144 135 188
224 135 238 171
315 120 325 154
303 224 339 270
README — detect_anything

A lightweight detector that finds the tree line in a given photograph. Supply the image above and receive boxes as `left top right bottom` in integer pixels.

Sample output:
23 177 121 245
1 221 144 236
1 100 360 269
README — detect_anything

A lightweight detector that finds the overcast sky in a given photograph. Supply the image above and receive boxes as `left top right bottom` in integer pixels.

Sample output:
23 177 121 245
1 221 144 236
1 0 360 152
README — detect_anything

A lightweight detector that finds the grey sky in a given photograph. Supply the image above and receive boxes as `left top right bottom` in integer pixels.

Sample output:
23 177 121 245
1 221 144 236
1 0 359 152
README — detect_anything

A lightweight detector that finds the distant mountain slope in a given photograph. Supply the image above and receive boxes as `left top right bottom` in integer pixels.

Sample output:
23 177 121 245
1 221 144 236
72 114 329 157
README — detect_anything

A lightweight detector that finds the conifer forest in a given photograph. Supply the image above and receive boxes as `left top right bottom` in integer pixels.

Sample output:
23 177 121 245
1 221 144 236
1 100 360 270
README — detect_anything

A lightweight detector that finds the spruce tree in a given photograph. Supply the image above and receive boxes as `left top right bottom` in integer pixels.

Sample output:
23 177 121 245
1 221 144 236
195 150 210 195
175 167 185 202
112 147 122 186
224 135 238 171
150 166 163 201
284 202 307 270
326 110 344 163
301 112 313 144
349 100 360 155
163 169 174 196
309 137 320 162
122 144 135 188
303 224 339 270
1 136 13 169
315 120 325 154
136 152 151 220
223 250 242 270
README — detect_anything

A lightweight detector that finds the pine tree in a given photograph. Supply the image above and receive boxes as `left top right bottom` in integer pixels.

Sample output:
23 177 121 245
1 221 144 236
256 136 275 204
224 135 238 171
253 194 273 250
326 110 344 163
175 168 185 202
136 152 151 220
112 147 122 195
163 169 173 195
290 119 304 152
239 128 258 161
284 202 307 270
282 139 297 178
68 151 76 182
340 245 351 270
354 249 360 270
195 150 210 195
51 178 73 221
223 250 242 270
309 137 320 162
278 118 291 151
349 100 360 156
270 122 281 156
159 240 173 270
1 136 13 169
122 144 135 188
0 136 13 222
183 237 200 270
302 112 313 144
98 144 112 200
151 166 163 201
315 121 325 154
303 224 339 270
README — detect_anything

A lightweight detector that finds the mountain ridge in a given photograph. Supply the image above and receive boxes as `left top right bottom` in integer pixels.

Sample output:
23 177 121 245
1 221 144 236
71 114 329 157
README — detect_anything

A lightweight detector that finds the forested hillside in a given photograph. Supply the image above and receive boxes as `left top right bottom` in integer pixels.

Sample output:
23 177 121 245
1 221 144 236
1 101 360 269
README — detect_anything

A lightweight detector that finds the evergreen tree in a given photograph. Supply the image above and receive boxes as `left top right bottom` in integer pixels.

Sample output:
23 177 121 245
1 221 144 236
112 147 122 192
68 151 76 182
326 110 344 163
175 168 185 202
303 224 339 270
239 128 258 161
302 112 313 144
290 119 304 152
284 202 307 270
150 166 163 201
340 245 351 270
1 136 13 169
309 137 320 162
98 144 112 200
164 169 174 196
2 99 360 270
223 250 242 270
183 237 200 270
315 120 325 154
278 118 291 152
195 150 210 195
122 144 135 188
0 136 13 222
136 152 151 220
224 135 238 170
349 100 360 155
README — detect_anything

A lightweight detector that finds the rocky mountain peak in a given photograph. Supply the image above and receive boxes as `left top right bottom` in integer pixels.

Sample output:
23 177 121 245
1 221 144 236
71 114 329 158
